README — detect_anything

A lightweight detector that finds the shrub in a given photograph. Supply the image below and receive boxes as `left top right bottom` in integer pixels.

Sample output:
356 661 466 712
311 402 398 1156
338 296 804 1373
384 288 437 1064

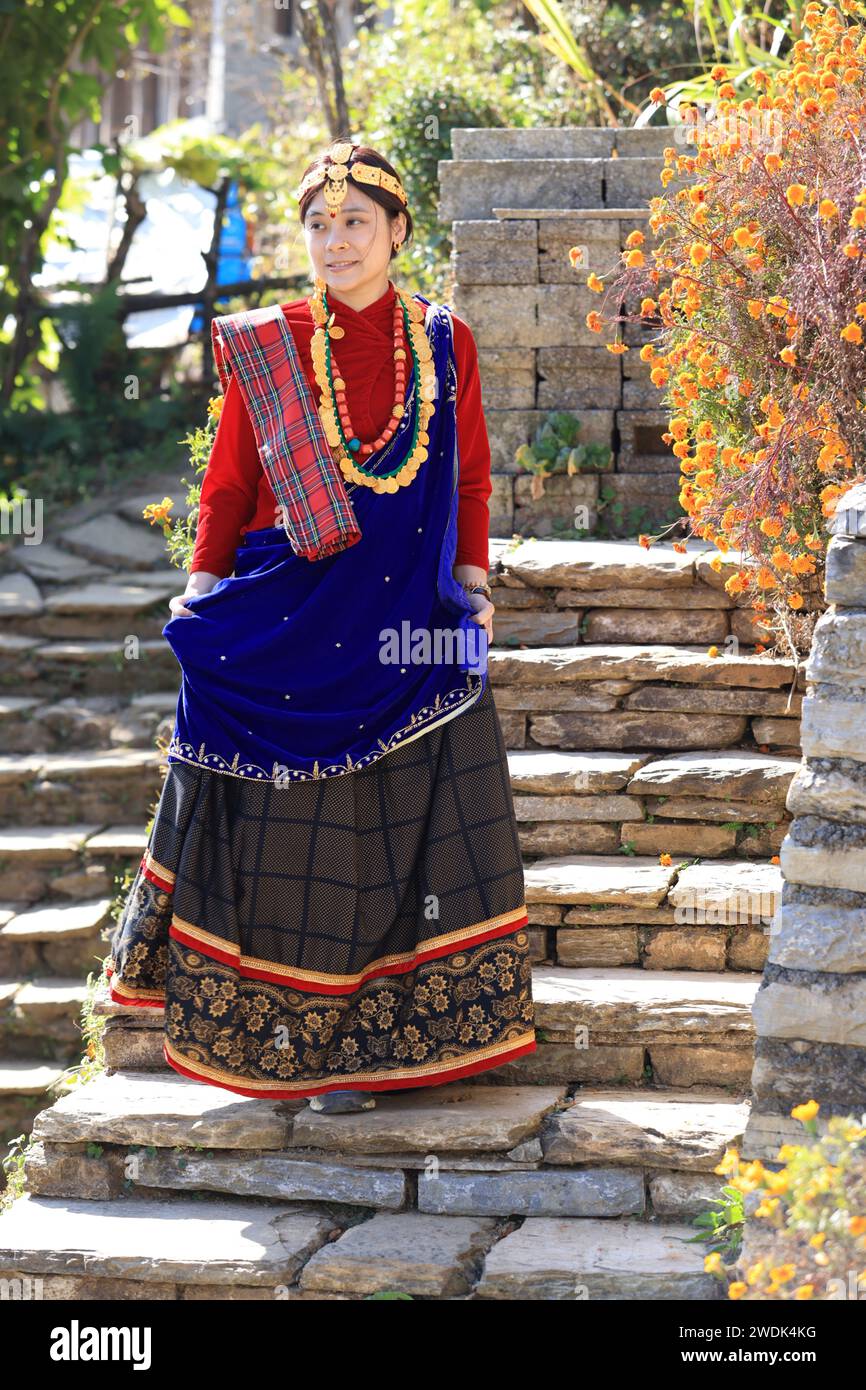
582 0 866 656
706 1101 866 1300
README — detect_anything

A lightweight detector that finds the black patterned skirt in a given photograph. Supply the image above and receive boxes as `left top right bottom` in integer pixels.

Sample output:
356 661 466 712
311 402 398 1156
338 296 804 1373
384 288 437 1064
106 681 536 1098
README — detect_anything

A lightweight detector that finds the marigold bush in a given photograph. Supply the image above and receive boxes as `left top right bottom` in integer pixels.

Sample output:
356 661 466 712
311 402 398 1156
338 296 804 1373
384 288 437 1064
707 1102 866 1301
583 0 866 655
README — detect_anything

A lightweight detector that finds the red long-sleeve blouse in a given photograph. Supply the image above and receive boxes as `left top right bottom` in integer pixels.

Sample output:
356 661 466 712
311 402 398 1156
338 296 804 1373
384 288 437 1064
190 279 492 578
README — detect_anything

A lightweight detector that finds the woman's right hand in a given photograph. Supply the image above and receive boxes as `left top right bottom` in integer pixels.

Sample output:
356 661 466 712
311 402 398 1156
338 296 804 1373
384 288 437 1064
168 593 197 618
168 570 221 618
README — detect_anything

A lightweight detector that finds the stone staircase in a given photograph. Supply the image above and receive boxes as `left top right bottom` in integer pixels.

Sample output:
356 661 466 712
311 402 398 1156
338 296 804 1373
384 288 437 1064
0 473 805 1298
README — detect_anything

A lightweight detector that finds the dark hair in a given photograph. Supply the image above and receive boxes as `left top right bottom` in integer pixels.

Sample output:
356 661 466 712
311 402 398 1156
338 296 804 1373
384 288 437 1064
297 140 413 261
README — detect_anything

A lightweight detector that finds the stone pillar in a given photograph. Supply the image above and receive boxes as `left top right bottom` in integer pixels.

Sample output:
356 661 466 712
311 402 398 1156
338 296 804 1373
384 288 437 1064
438 126 694 539
743 483 866 1158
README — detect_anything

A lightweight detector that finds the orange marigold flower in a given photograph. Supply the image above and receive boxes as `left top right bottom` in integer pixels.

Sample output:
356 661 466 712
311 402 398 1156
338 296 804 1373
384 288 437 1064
625 249 645 268
747 299 764 319
733 226 754 249
791 554 816 575
818 197 839 219
568 246 585 267
760 517 783 537
756 567 779 589
625 229 645 247
706 646 720 659
785 184 807 206
638 534 652 549
689 241 710 266
725 572 748 596
672 541 688 553
780 347 797 365
586 272 604 293
771 855 780 865
586 311 603 332
606 342 628 354
640 297 657 315
659 852 673 866
841 322 863 343
849 207 866 229
650 87 666 104
764 153 782 174
788 592 805 610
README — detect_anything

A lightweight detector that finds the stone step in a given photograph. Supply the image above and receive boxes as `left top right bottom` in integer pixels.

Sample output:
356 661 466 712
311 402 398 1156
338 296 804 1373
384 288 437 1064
0 750 161 827
96 962 759 1089
0 824 147 901
25 1069 746 1188
0 1191 717 1299
0 898 113 979
0 978 89 1058
0 691 178 753
0 638 177 697
510 749 796 858
450 127 673 161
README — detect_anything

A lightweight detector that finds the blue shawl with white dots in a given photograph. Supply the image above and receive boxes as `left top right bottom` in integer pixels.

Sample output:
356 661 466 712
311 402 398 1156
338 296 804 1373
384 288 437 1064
162 294 488 784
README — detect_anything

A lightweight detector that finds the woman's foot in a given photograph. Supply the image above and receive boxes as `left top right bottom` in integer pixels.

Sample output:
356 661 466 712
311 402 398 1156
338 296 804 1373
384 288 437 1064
308 1089 376 1114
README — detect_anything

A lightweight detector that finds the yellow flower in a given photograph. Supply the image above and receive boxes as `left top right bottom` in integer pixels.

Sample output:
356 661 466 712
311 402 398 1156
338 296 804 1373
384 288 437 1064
625 229 645 247
625 249 645 268
809 1232 827 1248
785 184 807 206
841 322 863 344
586 272 604 293
792 1099 820 1122
704 1251 723 1273
689 241 710 266
769 1264 796 1284
794 1284 815 1299
207 395 224 419
818 198 839 219
747 299 764 319
659 851 673 866
849 1216 866 1236
606 342 628 354
728 1282 747 1300
746 1261 764 1286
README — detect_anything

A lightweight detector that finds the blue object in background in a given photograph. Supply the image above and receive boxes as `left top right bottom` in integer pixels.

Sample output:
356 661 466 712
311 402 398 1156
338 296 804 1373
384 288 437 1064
190 179 254 333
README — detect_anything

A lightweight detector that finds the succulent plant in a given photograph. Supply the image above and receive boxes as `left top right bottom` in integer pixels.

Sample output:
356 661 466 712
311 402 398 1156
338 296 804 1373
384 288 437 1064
514 411 611 478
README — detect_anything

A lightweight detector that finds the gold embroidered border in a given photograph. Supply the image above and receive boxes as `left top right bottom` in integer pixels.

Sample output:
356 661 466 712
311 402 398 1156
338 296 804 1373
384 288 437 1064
144 849 175 886
170 905 529 987
164 1027 537 1095
164 672 485 783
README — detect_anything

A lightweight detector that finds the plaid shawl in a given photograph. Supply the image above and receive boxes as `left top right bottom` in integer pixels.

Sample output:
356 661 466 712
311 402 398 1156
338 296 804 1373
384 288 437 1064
211 304 361 561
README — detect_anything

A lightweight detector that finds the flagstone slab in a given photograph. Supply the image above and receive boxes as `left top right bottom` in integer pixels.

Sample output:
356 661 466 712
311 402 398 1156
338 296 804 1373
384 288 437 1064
0 571 44 617
503 540 696 590
489 645 795 687
416 1165 645 1218
44 580 177 615
513 793 643 822
525 855 676 907
2 898 112 941
531 967 759 1036
11 544 110 584
507 749 651 793
30 1071 296 1149
667 862 782 922
132 1151 409 1210
0 1193 335 1287
541 1089 749 1170
627 750 801 801
298 1210 499 1297
475 1216 716 1299
531 711 748 750
0 826 100 862
290 1084 566 1154
61 513 168 570
82 826 150 855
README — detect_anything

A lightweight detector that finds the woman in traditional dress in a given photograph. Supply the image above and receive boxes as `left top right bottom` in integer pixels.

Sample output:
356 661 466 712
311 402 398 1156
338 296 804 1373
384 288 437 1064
106 141 536 1114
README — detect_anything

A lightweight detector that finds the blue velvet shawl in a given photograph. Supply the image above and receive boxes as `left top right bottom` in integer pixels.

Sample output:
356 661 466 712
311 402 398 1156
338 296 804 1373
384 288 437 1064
162 294 488 783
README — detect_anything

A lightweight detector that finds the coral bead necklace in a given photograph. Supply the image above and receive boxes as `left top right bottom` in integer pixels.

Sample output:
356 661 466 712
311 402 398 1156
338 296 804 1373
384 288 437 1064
308 276 437 494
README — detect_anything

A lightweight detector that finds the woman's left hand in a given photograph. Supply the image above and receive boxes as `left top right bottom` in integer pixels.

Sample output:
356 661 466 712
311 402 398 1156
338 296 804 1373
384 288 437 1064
465 589 495 643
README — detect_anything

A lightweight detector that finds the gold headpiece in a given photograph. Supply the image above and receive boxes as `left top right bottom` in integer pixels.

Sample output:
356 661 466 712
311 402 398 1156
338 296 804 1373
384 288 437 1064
295 141 408 218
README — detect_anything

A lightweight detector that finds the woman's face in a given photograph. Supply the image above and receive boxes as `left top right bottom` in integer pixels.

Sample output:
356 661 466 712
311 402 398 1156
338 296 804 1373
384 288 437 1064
302 183 406 296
